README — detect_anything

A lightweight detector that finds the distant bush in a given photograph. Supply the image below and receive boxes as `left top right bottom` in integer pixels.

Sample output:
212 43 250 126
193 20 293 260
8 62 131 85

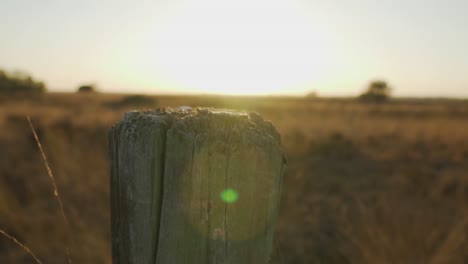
359 80 391 102
305 91 318 98
0 69 46 94
106 95 157 109
77 84 97 93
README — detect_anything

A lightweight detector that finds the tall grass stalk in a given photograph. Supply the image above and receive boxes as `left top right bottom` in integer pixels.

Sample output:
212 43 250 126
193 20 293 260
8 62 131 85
0 228 43 264
27 116 73 264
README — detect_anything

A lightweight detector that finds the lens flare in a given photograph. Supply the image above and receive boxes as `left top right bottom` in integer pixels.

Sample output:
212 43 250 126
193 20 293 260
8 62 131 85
220 188 239 204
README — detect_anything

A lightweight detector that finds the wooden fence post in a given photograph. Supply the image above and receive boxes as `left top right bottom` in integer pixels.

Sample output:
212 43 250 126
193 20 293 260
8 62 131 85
109 108 286 264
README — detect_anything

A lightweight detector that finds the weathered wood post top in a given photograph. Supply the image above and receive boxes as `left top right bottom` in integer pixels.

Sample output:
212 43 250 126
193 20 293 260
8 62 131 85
109 108 286 264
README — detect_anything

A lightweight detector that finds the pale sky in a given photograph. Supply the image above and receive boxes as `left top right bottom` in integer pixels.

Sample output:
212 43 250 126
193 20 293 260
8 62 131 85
1 0 467 97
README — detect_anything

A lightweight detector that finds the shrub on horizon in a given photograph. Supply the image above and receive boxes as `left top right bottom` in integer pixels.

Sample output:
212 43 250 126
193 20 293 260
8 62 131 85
0 69 47 95
359 80 391 102
77 84 98 93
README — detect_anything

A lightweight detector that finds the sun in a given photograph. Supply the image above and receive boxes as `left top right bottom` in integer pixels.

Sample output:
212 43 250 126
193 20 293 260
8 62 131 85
138 0 329 95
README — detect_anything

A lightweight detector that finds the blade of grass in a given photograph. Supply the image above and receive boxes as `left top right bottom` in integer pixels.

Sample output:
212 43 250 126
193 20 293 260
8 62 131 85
0 228 43 264
27 116 72 264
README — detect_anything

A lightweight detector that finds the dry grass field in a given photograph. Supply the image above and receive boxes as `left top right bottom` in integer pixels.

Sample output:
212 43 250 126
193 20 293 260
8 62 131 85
1 93 468 263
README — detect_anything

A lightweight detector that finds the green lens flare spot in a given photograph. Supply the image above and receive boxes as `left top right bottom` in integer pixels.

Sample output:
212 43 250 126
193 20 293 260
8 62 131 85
220 188 239 204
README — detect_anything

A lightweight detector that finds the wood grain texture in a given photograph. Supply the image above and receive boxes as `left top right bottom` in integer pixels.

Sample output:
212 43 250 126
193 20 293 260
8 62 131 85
110 108 286 264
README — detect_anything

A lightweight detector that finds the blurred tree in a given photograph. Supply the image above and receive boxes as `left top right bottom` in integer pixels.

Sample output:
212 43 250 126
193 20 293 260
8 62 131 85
359 80 391 102
305 90 318 98
77 84 97 93
0 69 46 94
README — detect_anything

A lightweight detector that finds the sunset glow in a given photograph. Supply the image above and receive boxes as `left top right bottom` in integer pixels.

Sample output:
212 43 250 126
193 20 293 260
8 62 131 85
1 0 468 96
138 0 329 95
